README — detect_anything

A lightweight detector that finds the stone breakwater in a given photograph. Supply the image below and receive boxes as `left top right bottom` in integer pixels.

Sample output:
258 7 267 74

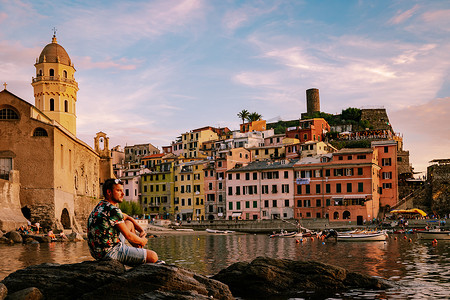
0 257 392 300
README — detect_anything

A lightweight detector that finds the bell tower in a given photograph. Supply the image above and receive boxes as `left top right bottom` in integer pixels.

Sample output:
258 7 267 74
32 32 79 136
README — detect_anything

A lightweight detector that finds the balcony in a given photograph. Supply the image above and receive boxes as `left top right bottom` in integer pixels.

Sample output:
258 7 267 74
32 75 78 88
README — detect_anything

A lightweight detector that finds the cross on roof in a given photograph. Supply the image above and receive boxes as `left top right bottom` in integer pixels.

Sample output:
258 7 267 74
52 27 57 37
2 82 6 90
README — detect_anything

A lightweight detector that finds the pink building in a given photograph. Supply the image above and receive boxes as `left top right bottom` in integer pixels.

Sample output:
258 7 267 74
226 159 298 220
204 148 251 220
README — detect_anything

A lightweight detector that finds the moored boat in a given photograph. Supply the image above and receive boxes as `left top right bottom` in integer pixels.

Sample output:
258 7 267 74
337 231 388 242
324 229 388 242
269 231 299 238
205 228 235 234
417 230 450 240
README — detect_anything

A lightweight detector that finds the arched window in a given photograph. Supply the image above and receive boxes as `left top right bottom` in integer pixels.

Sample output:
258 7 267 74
49 69 55 77
343 211 351 220
333 211 339 220
64 100 68 112
63 70 68 78
0 108 19 120
50 99 54 111
33 127 48 137
38 69 43 76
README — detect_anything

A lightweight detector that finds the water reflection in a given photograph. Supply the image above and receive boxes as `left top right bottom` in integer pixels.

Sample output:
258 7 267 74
1 234 450 299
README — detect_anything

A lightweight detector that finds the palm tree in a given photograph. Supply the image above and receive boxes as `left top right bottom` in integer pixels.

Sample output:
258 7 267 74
246 112 262 122
237 109 250 124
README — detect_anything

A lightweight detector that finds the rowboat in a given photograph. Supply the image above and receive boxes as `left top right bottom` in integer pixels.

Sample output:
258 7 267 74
205 229 235 234
336 231 388 242
269 231 300 238
417 230 450 240
324 229 388 241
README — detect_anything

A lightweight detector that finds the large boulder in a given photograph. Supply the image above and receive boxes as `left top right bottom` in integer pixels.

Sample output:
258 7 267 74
5 231 22 243
1 260 233 300
0 283 7 300
212 256 391 299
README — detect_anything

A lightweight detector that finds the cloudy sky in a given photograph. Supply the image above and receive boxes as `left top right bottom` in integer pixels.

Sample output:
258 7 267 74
0 0 449 175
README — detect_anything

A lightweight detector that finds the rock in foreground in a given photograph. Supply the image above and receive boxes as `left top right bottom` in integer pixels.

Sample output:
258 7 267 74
212 256 391 299
1 260 233 300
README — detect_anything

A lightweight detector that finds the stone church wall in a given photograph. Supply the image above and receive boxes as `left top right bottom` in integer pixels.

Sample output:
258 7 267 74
0 171 28 232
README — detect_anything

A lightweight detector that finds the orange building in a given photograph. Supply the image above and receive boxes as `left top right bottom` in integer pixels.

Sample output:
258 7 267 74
293 149 381 224
293 141 398 224
240 120 266 133
285 118 330 143
372 140 398 209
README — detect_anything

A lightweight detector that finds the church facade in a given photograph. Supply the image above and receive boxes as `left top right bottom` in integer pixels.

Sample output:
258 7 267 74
0 35 113 232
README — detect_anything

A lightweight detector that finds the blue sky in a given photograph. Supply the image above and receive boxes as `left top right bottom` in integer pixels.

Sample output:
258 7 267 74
1 0 449 174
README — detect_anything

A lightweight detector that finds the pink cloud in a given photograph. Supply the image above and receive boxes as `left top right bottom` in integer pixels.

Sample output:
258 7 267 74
0 12 7 23
421 9 450 22
388 4 420 25
390 97 450 174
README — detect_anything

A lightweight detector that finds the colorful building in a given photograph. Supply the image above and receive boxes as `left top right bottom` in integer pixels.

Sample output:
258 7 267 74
204 148 251 220
240 120 266 133
174 160 206 221
285 118 330 143
226 159 298 220
293 147 387 224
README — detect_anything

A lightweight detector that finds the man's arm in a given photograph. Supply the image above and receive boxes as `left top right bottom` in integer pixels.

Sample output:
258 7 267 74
122 213 146 237
115 222 148 248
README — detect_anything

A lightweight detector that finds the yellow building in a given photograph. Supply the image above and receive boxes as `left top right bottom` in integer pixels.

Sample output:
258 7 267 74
141 153 177 219
174 159 206 221
181 126 220 159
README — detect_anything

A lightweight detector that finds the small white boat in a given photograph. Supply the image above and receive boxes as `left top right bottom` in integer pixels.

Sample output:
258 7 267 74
337 231 388 242
205 229 235 234
325 229 388 241
269 231 299 238
417 230 450 240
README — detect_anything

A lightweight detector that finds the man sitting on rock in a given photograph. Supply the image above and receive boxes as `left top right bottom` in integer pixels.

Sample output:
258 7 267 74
87 178 159 266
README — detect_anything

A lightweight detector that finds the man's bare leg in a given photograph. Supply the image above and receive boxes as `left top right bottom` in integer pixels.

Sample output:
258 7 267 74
124 220 159 263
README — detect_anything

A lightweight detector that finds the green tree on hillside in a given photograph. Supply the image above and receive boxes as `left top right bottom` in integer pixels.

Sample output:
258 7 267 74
341 107 361 122
246 112 262 122
237 109 250 124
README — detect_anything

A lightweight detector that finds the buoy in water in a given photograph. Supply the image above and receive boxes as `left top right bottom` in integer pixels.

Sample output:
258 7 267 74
295 239 300 244
409 238 412 242
394 237 397 240
404 236 407 239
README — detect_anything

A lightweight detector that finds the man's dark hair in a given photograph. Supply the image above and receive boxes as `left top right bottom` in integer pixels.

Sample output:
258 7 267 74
102 178 123 197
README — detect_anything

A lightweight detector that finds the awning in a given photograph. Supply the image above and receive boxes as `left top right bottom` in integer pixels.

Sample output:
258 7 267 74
231 212 242 217
390 208 427 217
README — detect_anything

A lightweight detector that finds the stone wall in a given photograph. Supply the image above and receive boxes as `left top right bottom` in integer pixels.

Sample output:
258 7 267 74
74 194 100 233
428 163 450 215
0 171 28 231
360 109 393 131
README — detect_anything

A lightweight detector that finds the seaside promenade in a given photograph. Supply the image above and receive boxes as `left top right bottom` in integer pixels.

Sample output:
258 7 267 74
155 218 448 234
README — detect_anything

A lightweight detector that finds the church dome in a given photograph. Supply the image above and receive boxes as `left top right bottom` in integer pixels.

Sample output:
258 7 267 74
38 36 71 65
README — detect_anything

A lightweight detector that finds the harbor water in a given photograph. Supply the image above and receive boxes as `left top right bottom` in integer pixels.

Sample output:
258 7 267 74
1 233 449 299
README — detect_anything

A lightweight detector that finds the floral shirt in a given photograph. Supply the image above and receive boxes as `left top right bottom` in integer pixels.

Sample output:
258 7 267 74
87 200 124 260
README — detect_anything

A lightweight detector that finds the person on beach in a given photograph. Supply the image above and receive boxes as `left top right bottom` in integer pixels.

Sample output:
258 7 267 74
87 178 159 266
